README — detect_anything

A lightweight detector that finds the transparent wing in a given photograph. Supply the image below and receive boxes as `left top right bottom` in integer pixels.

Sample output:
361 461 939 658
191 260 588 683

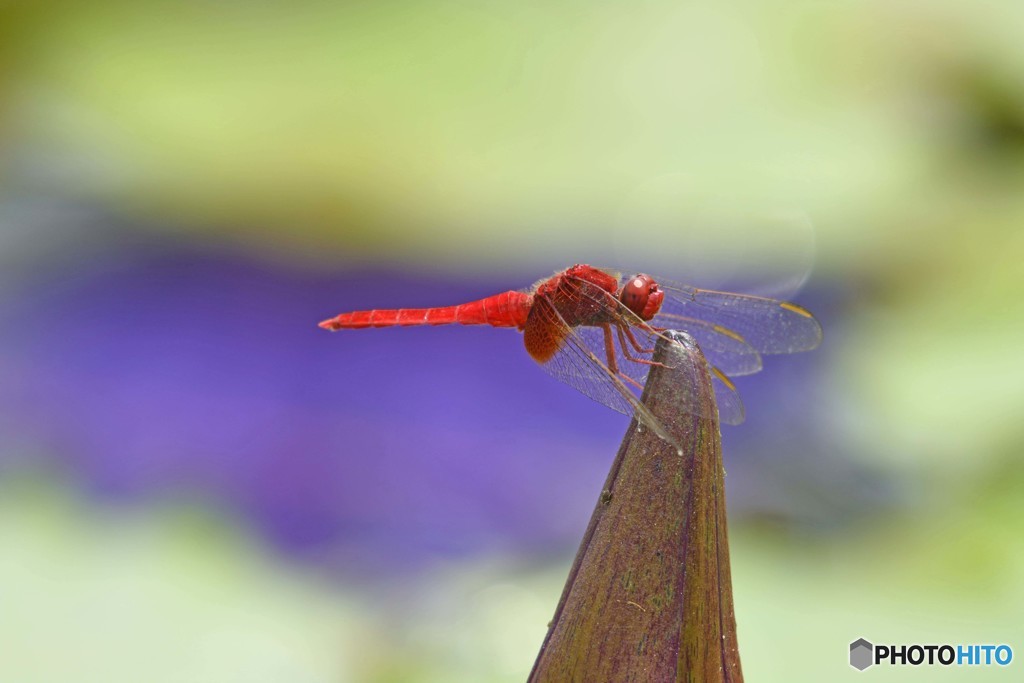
601 270 820 370
652 278 822 356
647 312 763 377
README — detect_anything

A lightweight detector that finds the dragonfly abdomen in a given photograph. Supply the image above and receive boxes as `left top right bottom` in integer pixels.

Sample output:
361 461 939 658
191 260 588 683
319 291 532 330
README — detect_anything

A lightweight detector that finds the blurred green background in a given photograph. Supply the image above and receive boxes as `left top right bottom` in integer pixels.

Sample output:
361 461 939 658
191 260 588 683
1 1 1023 681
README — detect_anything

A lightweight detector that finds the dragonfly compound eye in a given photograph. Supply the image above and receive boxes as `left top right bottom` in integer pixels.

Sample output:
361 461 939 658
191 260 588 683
620 274 664 320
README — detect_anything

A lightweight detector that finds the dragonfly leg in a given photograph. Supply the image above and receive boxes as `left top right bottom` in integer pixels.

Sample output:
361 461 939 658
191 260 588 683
617 325 669 369
603 323 645 392
601 323 620 374
622 325 657 354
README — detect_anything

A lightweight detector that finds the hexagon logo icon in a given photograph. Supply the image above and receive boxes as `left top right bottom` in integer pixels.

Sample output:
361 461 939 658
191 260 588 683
850 638 874 671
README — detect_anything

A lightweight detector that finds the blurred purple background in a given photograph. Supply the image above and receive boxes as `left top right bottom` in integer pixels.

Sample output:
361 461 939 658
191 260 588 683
0 210 885 579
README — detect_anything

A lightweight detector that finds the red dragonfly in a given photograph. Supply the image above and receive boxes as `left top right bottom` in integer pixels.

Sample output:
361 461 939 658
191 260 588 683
319 264 821 442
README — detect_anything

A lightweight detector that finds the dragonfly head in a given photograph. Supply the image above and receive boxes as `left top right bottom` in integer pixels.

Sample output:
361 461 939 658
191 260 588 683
620 274 664 321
